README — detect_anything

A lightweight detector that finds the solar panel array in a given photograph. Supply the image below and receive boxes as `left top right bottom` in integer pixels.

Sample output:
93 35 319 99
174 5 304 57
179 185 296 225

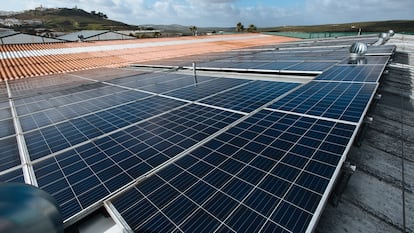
112 111 356 232
0 35 395 233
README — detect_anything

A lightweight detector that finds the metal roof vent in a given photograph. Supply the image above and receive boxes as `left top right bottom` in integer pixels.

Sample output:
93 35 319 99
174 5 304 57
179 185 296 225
349 42 368 58
373 32 389 46
379 32 390 41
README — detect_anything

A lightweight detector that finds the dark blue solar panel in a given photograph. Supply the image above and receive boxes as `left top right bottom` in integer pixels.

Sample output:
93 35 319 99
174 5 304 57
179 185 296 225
0 107 12 120
200 81 299 112
14 84 121 115
315 65 385 82
255 62 300 70
0 106 13 139
32 104 242 221
164 78 249 101
110 73 216 93
269 81 377 122
198 61 265 69
108 73 185 85
140 75 215 93
198 61 337 72
0 118 14 138
25 96 186 160
367 45 396 54
19 90 150 132
284 62 336 72
0 137 21 172
339 56 390 65
0 168 25 183
112 110 356 232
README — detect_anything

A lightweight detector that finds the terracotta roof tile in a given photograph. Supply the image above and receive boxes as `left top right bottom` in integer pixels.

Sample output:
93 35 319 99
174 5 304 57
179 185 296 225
0 34 299 81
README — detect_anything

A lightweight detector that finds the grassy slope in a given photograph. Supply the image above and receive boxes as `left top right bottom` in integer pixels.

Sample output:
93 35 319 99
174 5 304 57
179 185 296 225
4 8 136 31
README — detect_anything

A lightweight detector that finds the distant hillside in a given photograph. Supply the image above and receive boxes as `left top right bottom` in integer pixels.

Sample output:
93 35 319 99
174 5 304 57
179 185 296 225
144 24 233 36
2 7 413 36
1 7 137 32
262 20 414 33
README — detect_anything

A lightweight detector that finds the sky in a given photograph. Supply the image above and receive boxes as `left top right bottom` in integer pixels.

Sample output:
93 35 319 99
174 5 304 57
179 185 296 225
2 0 414 27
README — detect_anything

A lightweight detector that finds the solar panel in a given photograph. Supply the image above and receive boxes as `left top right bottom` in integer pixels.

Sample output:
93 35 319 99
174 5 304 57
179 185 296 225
0 168 25 183
164 78 250 101
197 61 264 69
155 45 355 73
197 61 338 73
32 104 243 221
111 110 356 233
19 89 150 132
284 62 337 72
14 84 125 115
339 56 390 65
108 73 214 91
138 75 217 94
0 34 390 232
314 65 386 83
200 80 300 113
0 137 20 172
24 96 186 160
366 45 396 55
268 81 378 123
0 118 14 138
0 106 15 138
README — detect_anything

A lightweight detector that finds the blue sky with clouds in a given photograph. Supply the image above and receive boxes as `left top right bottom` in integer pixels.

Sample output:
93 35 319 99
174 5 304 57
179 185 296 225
2 0 414 27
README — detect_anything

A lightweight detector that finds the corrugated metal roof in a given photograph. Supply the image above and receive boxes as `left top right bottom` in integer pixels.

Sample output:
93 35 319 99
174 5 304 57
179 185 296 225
57 30 134 42
58 30 109 41
84 31 135 41
0 33 63 45
0 30 19 38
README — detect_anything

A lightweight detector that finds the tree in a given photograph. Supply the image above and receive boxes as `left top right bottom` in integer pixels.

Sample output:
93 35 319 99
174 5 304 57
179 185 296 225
247 24 257 33
236 22 244 32
189 26 198 36
154 31 161 38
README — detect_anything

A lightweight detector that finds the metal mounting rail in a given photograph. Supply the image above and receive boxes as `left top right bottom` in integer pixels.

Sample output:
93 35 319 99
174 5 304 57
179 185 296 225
5 80 38 186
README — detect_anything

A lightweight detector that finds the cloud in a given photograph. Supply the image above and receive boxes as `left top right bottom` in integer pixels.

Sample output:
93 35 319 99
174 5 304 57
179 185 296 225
305 0 414 24
3 0 414 27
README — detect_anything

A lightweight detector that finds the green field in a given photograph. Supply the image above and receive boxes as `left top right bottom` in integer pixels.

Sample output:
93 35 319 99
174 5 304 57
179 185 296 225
261 20 414 35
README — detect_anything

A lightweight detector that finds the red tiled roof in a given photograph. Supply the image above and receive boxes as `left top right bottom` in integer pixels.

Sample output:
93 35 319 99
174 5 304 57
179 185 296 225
0 34 299 81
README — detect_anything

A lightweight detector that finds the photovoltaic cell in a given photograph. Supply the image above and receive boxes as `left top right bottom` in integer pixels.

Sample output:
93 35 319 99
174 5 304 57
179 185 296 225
198 61 265 69
367 45 396 55
24 96 185 160
112 110 356 233
0 168 25 183
110 73 215 93
255 62 301 70
32 104 243 221
19 89 150 131
0 35 387 231
197 61 337 73
139 75 217 94
269 81 377 123
164 78 249 101
339 56 390 65
0 118 14 138
14 82 111 114
314 65 385 82
284 62 337 72
0 137 21 172
200 80 299 113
